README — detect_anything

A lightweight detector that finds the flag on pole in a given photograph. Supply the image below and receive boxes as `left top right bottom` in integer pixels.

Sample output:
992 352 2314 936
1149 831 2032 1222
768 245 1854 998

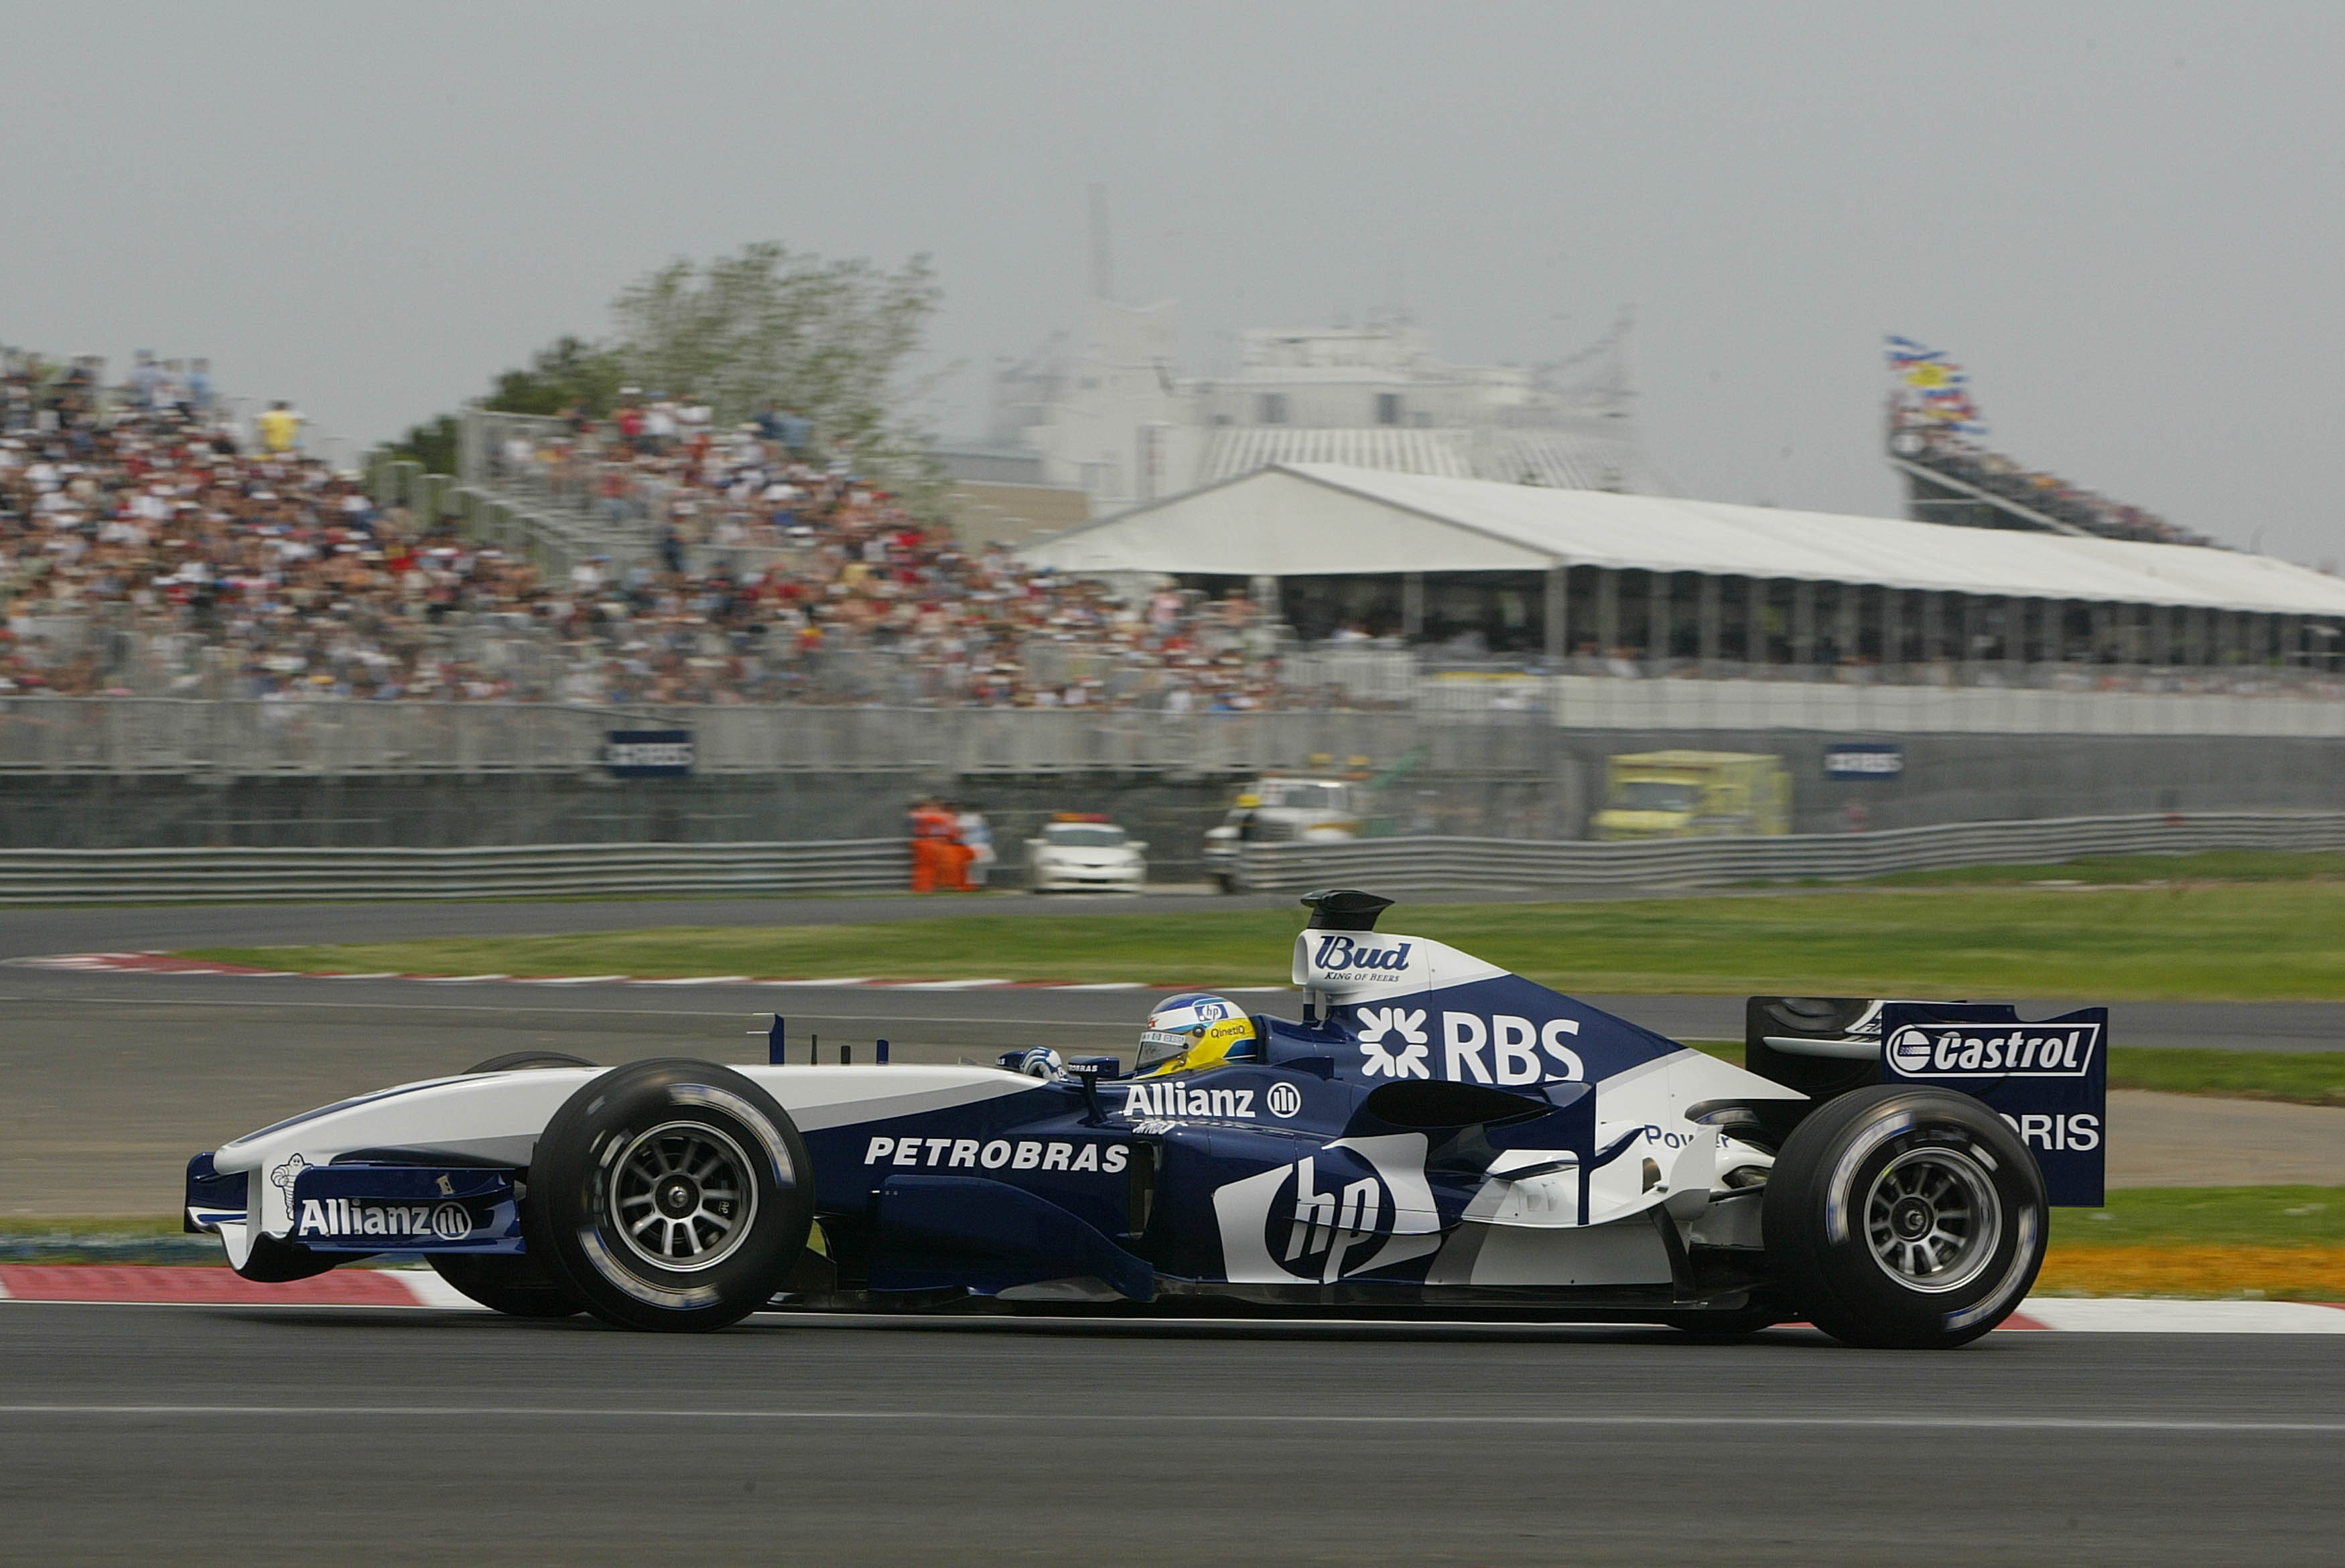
1886 336 1987 434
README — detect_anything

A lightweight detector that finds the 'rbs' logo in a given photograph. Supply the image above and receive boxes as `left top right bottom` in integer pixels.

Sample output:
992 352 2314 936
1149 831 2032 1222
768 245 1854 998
1311 936 1413 976
1887 1024 2100 1078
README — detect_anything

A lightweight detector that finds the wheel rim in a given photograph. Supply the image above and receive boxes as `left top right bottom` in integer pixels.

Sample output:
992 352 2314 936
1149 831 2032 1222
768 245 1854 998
1863 1144 2001 1293
608 1121 758 1273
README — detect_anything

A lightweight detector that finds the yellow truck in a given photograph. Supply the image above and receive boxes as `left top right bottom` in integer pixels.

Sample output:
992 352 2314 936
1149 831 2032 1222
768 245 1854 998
1591 750 1792 840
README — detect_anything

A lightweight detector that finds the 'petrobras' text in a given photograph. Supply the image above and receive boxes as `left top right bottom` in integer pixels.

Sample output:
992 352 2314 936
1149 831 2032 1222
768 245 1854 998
862 1137 1128 1173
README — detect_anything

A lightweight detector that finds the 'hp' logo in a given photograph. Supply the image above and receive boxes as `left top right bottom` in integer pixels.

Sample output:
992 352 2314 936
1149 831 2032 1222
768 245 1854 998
1265 1082 1302 1119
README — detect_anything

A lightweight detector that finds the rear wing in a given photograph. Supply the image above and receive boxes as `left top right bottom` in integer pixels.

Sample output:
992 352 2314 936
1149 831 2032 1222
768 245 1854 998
1746 997 2106 1206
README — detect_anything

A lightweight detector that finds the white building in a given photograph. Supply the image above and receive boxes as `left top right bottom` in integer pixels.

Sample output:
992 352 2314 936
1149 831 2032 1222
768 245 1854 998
1002 305 1658 514
1020 463 2345 670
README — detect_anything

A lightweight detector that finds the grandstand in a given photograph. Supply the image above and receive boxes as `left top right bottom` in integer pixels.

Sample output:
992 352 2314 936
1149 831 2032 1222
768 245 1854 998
1883 338 2213 547
0 351 1291 710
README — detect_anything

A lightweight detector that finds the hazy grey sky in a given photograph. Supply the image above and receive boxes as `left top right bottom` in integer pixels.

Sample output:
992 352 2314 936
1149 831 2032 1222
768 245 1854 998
6 3 2340 560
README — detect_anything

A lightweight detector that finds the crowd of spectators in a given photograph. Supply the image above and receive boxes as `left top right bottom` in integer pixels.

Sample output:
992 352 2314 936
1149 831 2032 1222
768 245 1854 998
1890 410 2215 548
3 349 2318 710
0 352 1292 707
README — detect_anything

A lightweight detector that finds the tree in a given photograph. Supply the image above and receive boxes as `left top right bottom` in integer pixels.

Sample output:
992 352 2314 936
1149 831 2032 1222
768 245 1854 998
484 336 628 419
385 242 943 493
610 241 941 473
388 413 460 475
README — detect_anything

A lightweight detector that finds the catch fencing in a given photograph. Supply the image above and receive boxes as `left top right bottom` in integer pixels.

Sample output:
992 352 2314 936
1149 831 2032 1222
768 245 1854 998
0 839 909 905
0 811 2333 904
1232 810 2345 895
4 688 2341 782
0 699 1552 779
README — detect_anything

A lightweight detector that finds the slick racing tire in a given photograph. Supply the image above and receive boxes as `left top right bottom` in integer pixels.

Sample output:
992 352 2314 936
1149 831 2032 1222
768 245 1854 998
1763 1086 2047 1350
426 1052 604 1317
533 1059 813 1332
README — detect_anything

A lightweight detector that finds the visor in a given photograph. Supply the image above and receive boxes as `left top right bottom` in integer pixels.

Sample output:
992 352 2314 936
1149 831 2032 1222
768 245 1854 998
1135 1027 1199 1073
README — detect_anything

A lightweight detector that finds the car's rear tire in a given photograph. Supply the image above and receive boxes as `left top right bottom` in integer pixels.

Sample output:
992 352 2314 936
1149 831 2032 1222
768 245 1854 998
1763 1085 2046 1349
533 1059 813 1332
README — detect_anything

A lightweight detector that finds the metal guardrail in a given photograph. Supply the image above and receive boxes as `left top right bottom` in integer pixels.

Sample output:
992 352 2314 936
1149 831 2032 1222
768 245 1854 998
1234 811 2345 894
0 839 909 905
2 810 2332 906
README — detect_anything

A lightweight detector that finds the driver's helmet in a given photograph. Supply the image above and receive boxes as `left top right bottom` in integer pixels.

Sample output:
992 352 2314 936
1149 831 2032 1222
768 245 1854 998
1136 993 1258 1078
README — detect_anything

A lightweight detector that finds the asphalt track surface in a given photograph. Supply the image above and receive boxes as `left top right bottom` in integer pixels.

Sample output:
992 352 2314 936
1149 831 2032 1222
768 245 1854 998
7 891 2344 1048
3 1301 2340 1565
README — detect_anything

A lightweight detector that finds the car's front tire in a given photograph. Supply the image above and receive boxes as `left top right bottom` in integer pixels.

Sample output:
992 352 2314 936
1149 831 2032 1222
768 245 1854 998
533 1059 813 1332
1763 1086 2047 1349
422 1051 597 1318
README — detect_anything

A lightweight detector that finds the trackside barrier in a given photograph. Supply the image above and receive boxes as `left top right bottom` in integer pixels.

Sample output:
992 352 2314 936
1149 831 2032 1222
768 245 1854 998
1233 811 2345 895
0 700 1552 779
1 812 2334 905
0 840 909 905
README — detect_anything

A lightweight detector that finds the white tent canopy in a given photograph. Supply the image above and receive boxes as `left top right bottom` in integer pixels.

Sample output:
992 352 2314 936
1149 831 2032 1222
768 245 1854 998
1019 464 2345 617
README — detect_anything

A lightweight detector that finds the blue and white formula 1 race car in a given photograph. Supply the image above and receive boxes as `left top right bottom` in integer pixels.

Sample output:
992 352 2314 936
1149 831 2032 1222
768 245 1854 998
185 890 2106 1348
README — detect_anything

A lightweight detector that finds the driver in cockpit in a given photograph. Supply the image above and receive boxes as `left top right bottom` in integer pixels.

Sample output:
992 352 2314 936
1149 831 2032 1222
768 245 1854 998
1134 993 1260 1077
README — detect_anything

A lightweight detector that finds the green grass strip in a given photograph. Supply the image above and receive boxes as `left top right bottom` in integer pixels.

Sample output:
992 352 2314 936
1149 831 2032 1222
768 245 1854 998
2046 1187 2345 1248
1686 1042 2345 1107
182 881 2345 1000
1871 849 2345 887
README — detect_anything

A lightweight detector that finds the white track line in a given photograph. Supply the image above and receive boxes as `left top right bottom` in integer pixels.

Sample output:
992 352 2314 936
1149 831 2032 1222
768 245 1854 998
2021 1298 2345 1333
22 954 1304 994
0 1405 2336 1431
5 1275 2340 1334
